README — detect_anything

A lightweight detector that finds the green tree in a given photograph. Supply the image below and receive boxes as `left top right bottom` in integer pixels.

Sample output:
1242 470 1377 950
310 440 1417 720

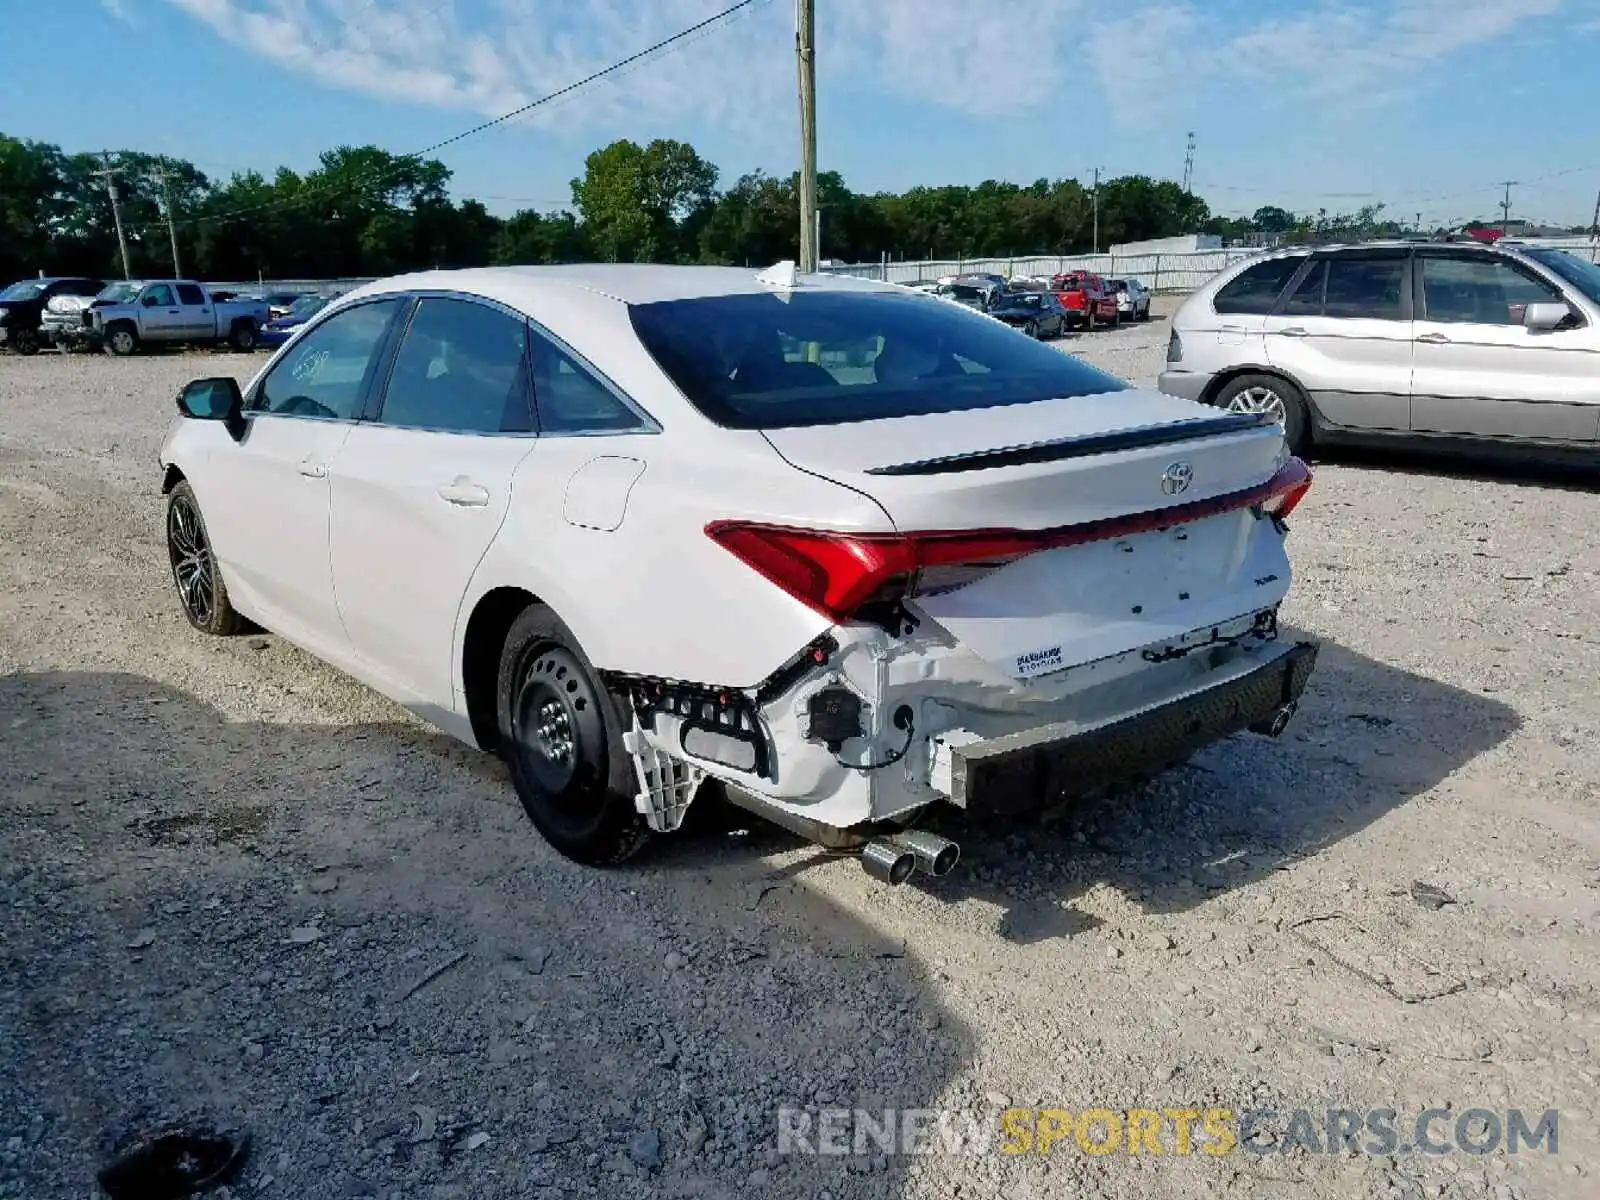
570 138 717 262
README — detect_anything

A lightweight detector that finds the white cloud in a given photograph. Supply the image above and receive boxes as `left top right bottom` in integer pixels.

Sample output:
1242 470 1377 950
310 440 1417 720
100 0 133 22
163 0 1582 143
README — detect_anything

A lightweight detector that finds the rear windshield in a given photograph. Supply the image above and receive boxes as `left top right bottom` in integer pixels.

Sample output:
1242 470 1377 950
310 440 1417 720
628 290 1128 430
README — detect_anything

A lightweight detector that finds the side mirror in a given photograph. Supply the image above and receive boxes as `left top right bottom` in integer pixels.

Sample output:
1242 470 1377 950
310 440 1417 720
177 377 246 441
1523 301 1572 332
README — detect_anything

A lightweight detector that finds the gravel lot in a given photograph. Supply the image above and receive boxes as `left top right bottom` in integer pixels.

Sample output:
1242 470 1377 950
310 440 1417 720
2 299 1598 1200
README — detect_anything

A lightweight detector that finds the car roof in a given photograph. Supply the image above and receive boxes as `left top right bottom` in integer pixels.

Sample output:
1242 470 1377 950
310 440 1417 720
347 264 903 308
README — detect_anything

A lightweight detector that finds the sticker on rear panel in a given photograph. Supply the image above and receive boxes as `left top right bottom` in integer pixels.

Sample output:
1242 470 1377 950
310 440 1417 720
1015 646 1064 678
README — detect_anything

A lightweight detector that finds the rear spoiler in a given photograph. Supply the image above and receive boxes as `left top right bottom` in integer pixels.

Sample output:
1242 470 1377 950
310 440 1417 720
863 412 1278 476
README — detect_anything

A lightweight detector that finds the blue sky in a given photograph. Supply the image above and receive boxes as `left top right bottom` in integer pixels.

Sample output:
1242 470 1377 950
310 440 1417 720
7 0 1600 229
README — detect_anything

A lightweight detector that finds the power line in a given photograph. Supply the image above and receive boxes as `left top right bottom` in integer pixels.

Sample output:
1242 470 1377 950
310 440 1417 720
126 0 768 235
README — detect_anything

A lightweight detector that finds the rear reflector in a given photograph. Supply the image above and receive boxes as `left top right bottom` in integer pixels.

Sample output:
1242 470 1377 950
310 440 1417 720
707 457 1314 622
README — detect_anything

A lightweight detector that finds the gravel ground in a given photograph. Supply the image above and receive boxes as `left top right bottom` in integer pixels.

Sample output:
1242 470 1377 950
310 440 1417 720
2 303 1598 1200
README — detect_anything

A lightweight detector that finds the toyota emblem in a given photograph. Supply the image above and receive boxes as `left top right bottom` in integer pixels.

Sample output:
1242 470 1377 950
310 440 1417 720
1160 460 1194 495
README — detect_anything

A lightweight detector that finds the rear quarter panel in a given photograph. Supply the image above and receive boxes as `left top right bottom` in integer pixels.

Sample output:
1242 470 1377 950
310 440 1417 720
458 426 894 692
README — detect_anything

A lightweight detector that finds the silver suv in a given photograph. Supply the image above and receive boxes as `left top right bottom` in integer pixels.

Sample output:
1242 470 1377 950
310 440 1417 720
1158 241 1600 455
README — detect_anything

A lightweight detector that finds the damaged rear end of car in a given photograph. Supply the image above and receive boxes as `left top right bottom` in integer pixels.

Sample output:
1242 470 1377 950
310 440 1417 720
616 281 1319 881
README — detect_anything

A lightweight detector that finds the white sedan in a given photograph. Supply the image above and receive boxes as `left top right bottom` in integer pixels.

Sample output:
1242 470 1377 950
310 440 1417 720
160 262 1318 881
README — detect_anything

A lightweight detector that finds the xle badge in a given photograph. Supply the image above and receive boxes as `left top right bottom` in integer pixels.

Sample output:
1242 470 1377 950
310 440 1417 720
1015 646 1064 678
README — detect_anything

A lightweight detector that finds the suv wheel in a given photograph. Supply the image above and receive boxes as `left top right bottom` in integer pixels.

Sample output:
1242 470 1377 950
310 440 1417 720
1215 373 1309 455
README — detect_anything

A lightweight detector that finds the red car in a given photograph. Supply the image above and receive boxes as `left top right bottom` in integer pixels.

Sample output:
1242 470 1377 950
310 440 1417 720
1048 271 1121 330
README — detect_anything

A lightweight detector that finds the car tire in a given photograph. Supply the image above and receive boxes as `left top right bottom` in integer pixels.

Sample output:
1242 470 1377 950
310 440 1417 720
12 328 40 356
496 604 650 866
166 481 243 636
1023 319 1039 339
229 321 257 352
106 325 139 357
1213 372 1310 455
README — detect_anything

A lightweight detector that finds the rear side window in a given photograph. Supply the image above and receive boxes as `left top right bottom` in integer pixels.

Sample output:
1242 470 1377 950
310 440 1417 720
1282 261 1327 316
528 328 649 434
176 284 206 306
1213 256 1304 315
379 298 532 434
628 289 1128 430
1322 254 1406 319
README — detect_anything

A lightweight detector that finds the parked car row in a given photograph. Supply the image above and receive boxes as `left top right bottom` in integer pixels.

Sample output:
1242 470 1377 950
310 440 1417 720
906 271 1153 338
0 277 341 356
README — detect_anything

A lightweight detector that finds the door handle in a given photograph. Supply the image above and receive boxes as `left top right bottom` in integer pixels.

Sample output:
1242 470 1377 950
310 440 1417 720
168 309 181 314
1277 326 1309 337
1418 332 1450 344
298 459 326 479
436 479 490 507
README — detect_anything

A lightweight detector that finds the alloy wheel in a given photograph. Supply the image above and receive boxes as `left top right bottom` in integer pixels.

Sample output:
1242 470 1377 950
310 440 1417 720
167 493 215 625
1226 385 1288 428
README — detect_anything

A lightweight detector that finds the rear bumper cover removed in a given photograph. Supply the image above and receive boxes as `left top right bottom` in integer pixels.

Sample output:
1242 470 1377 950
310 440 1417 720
939 640 1318 814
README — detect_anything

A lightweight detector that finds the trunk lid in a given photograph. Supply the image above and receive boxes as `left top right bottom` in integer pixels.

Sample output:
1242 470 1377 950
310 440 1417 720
762 391 1297 682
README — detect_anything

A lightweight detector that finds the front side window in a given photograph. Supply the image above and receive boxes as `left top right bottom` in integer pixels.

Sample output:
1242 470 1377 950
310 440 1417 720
1321 253 1406 320
143 284 176 307
176 283 206 306
1213 256 1305 315
378 298 531 434
628 289 1128 430
1420 257 1559 325
252 298 403 419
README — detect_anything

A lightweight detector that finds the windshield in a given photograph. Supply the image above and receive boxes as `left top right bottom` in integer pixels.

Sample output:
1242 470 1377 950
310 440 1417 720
1523 247 1600 306
97 282 142 303
1 282 45 301
287 295 328 318
628 289 1128 430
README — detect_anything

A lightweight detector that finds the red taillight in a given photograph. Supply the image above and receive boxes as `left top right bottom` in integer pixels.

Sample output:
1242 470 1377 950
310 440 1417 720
1260 455 1313 519
707 457 1314 622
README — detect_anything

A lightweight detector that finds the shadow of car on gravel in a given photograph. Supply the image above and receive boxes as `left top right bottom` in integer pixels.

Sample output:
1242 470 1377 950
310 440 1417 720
1312 442 1600 490
891 631 1520 942
0 670 976 1200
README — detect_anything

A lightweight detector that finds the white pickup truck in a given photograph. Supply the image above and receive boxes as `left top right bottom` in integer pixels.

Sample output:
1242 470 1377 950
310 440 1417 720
84 280 271 355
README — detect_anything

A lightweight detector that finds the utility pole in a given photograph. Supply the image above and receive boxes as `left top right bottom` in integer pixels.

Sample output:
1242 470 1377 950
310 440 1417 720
1497 180 1518 231
92 153 132 280
1587 186 1600 263
1181 133 1195 194
150 165 182 277
1091 166 1102 255
795 0 818 273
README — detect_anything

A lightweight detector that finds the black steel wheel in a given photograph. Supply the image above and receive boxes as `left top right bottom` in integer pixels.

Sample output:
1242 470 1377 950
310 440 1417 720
11 328 40 355
166 481 241 635
496 605 649 865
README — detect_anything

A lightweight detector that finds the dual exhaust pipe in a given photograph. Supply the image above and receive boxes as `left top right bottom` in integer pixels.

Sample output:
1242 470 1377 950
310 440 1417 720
859 829 960 885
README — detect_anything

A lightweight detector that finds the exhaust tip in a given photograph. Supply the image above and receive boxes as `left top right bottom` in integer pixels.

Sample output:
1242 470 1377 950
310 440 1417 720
1250 701 1299 738
860 839 916 885
893 829 960 877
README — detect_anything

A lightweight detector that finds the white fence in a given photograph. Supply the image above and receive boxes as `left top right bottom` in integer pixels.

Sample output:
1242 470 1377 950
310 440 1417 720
819 249 1257 293
204 236 1600 300
820 235 1600 294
